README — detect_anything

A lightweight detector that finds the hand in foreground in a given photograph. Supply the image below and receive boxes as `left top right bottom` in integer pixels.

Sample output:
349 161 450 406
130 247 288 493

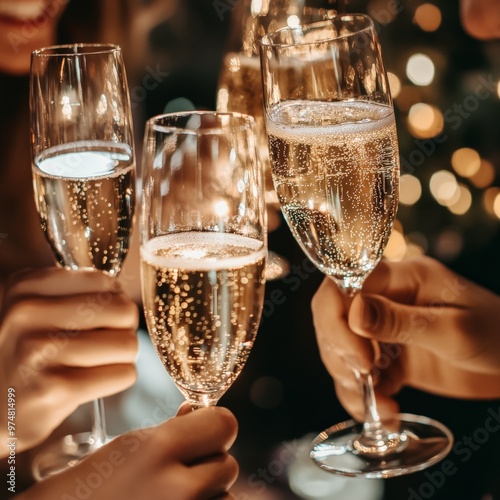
18 404 239 500
311 256 500 420
0 268 139 456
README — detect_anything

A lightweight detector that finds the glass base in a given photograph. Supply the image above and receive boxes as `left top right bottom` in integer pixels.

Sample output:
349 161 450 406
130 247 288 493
32 432 104 481
310 413 453 478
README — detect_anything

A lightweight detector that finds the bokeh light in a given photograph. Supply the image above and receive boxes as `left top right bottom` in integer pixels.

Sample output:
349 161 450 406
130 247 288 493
451 148 481 178
429 170 459 206
483 187 500 216
406 53 435 86
448 184 472 215
387 72 401 98
494 194 500 219
251 0 264 16
287 15 300 28
414 4 442 32
469 159 495 188
407 103 444 138
399 174 422 205
227 55 240 73
434 229 463 260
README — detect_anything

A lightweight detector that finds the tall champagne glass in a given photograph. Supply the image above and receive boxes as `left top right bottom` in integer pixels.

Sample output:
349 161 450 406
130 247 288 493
260 16 453 477
217 0 339 280
140 112 266 409
30 44 135 479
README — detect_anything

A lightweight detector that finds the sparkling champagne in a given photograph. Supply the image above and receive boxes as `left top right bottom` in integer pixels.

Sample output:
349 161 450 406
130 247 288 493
217 53 276 194
266 100 399 281
141 232 266 406
33 141 135 276
218 53 264 123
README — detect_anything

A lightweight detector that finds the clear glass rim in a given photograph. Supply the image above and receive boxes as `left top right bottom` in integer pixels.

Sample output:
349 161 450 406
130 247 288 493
32 43 121 57
260 14 375 47
146 111 257 136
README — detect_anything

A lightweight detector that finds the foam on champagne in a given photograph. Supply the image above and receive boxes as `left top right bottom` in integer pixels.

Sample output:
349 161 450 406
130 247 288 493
36 141 132 179
266 100 395 140
141 232 266 271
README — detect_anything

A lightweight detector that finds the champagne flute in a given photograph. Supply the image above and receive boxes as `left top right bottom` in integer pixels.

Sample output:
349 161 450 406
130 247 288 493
140 112 266 409
260 16 453 477
30 44 135 479
217 0 338 280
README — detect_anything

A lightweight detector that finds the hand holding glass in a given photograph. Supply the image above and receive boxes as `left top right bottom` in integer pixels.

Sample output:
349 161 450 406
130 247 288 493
260 16 453 477
30 44 135 479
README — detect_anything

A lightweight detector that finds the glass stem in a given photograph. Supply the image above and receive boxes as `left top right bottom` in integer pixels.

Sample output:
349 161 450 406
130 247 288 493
189 393 219 409
92 398 107 447
190 403 205 411
337 279 404 456
352 371 402 456
359 371 384 434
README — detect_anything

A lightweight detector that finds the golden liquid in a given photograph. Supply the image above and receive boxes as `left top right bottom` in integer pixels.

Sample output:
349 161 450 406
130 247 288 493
33 142 135 276
141 232 266 406
217 53 276 196
267 100 399 281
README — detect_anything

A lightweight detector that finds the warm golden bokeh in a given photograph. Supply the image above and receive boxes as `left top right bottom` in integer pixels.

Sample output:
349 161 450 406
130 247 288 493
414 4 442 32
399 174 422 205
387 72 402 98
448 184 472 215
407 103 444 138
406 53 435 86
469 159 495 188
451 148 481 178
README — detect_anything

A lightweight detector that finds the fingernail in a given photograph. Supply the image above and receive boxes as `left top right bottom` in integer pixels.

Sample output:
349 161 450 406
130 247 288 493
361 296 379 330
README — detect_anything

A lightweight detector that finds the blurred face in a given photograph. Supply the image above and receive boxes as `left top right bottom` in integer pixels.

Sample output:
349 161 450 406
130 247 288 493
0 0 67 75
460 0 500 40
